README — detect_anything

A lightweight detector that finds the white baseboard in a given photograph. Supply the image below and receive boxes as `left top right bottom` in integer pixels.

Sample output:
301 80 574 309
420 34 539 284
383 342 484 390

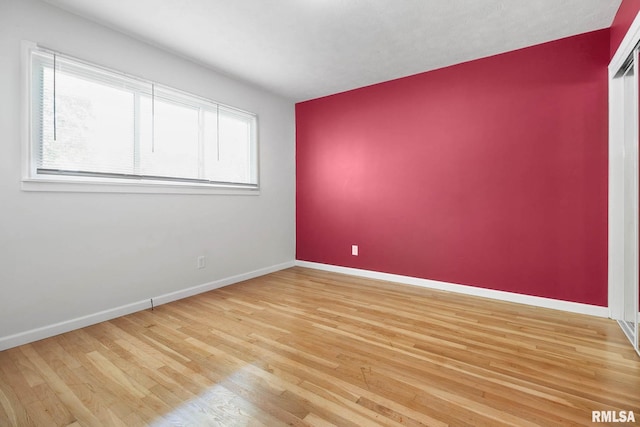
295 261 610 318
0 261 295 351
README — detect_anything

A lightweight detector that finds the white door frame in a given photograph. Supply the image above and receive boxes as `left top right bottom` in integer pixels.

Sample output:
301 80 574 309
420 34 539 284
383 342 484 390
609 12 640 355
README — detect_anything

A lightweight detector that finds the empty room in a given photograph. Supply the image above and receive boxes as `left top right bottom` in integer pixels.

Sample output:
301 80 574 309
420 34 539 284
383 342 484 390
1 0 640 425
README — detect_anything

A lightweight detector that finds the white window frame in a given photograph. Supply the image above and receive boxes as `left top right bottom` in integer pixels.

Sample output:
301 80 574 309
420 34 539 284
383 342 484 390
21 40 260 195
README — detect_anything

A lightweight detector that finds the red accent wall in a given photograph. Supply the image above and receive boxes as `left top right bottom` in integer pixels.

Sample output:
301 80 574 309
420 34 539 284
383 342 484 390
296 30 610 306
611 0 640 58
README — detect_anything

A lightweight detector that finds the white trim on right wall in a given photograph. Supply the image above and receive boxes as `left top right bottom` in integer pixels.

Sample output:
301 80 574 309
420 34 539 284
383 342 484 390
296 261 609 318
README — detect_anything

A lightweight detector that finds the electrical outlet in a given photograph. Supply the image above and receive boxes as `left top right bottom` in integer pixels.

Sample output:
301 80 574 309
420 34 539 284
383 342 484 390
352 245 358 256
197 256 206 269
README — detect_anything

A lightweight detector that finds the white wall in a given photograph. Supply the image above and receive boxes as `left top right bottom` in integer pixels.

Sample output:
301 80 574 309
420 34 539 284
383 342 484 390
0 0 296 348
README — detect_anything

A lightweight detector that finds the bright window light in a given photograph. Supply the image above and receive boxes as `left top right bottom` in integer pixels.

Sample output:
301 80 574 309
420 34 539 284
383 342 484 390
27 43 259 191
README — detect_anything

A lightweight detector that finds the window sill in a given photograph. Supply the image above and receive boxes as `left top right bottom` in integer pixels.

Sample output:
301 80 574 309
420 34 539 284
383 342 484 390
21 177 260 195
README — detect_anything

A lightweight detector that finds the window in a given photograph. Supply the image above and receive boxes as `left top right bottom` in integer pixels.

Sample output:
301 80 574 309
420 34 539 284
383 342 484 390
24 42 258 193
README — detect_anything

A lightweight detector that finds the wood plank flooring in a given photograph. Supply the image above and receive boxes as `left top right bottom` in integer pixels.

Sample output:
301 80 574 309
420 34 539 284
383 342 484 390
0 267 639 426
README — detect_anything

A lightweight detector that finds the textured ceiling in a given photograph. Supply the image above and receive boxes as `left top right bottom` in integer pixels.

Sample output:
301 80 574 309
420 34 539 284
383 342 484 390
42 0 621 101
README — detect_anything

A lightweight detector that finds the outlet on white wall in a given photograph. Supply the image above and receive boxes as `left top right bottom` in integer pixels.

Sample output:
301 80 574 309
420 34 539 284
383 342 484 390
352 245 358 256
197 256 206 269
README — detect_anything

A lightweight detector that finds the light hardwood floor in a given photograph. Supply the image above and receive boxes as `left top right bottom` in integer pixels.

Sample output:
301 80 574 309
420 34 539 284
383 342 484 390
1 267 639 426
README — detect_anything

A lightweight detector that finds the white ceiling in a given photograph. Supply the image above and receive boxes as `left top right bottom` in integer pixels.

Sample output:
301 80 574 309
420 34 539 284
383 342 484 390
42 0 621 102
